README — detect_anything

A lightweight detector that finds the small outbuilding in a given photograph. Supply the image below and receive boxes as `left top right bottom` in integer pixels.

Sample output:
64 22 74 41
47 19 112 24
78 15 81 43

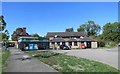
18 37 49 51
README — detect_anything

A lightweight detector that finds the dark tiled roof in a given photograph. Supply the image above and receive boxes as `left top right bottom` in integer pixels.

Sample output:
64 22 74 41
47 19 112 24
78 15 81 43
50 38 65 42
69 38 77 42
81 38 95 41
46 32 87 37
50 37 96 42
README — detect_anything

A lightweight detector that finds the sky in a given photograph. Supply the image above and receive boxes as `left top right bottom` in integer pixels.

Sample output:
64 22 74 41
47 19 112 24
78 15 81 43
2 2 118 39
1 0 120 2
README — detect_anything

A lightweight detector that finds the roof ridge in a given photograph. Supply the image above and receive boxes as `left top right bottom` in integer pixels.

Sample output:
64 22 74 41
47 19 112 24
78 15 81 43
47 31 84 33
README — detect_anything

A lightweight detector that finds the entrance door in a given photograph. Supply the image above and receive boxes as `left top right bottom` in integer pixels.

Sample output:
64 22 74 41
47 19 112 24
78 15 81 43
87 42 91 48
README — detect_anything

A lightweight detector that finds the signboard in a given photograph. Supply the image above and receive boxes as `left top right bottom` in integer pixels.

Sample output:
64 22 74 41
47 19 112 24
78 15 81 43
29 44 34 50
18 39 22 42
34 44 38 49
18 37 49 42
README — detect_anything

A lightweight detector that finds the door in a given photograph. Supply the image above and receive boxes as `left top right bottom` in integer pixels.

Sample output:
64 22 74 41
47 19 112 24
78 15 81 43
87 42 91 48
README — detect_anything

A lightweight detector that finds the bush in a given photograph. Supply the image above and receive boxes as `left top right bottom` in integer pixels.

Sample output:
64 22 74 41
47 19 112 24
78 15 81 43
98 40 105 47
109 41 116 47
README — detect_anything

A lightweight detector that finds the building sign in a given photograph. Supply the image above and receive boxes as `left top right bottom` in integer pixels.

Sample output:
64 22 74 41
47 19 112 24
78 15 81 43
18 38 49 42
18 39 22 42
29 44 34 49
23 39 40 42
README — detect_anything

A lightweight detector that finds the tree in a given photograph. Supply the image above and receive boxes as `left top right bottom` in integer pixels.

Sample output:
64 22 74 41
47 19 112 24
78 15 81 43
102 22 120 44
3 30 9 40
16 28 23 35
11 31 18 41
77 20 101 36
0 15 6 31
11 28 23 41
2 33 7 40
65 28 74 32
0 16 9 42
77 24 85 32
11 27 30 41
31 33 40 37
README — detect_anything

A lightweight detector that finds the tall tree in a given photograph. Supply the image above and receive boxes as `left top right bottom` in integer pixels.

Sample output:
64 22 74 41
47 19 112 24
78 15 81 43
11 31 18 41
77 20 101 36
11 27 30 41
77 24 85 32
2 33 7 40
0 16 6 31
16 28 23 35
0 16 9 41
11 28 23 41
65 28 74 32
4 30 9 40
102 22 120 44
31 33 40 37
2 31 9 40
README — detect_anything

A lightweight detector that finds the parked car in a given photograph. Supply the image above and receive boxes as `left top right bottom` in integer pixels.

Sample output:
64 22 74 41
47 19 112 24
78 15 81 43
38 46 45 50
49 46 53 49
8 43 15 47
118 43 120 47
60 45 70 50
80 43 86 49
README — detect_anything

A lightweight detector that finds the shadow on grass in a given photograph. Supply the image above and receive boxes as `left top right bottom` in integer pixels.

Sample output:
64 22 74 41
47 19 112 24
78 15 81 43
32 51 60 58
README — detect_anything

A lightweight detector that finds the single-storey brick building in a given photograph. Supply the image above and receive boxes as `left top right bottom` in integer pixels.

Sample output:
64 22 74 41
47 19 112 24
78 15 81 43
18 37 49 51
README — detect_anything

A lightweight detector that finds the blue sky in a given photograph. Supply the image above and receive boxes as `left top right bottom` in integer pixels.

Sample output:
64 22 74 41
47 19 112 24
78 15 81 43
2 2 118 38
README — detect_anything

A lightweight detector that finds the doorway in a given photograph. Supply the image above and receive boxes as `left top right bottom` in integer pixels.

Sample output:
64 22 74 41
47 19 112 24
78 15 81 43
86 42 91 48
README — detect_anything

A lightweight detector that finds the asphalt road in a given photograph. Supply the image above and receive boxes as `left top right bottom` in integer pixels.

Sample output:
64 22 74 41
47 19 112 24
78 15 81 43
51 47 119 69
6 47 58 72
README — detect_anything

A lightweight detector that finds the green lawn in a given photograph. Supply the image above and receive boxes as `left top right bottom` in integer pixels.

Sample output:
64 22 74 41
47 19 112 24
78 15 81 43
26 51 118 73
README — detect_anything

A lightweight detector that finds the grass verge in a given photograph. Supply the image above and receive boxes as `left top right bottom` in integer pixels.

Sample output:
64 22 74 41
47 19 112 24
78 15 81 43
26 51 118 73
0 50 2 74
2 50 10 72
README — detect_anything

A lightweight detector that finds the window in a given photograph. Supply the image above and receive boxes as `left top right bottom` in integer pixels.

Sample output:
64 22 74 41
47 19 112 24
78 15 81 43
81 41 84 43
62 42 65 45
74 42 78 46
57 42 60 45
52 42 55 44
34 44 38 49
24 43 29 50
69 42 72 46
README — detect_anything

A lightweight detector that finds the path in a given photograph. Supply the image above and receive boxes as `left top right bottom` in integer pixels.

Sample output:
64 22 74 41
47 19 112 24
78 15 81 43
6 47 58 72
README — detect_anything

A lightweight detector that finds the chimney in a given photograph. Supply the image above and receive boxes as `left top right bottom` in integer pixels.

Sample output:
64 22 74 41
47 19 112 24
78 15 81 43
23 27 26 35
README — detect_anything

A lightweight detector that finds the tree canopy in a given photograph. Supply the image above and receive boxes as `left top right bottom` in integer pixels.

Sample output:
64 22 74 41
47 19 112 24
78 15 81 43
101 22 120 44
0 16 6 31
11 28 23 41
65 28 74 32
31 33 40 37
15 28 23 35
77 20 101 36
0 16 9 41
77 20 120 46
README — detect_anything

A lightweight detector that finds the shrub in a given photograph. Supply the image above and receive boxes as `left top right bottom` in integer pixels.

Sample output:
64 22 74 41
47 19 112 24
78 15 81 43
98 40 105 47
109 41 116 47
